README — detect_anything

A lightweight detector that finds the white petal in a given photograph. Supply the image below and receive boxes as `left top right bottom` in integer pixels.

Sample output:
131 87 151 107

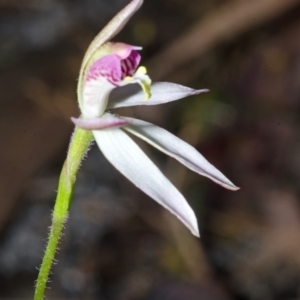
123 118 239 191
93 127 199 236
82 77 115 118
108 82 209 109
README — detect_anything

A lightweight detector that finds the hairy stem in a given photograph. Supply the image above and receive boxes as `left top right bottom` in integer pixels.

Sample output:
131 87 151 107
34 127 93 300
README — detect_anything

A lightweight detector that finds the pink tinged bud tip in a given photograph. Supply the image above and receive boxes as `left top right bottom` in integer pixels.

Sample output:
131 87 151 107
71 116 130 130
112 43 142 59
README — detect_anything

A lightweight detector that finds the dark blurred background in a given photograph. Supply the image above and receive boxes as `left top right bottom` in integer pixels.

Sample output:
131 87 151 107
1 0 300 299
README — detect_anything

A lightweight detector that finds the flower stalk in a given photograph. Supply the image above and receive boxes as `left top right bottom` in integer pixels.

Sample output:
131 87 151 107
34 128 93 300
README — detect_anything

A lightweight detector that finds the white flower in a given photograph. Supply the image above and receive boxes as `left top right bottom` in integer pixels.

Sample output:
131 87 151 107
72 0 238 237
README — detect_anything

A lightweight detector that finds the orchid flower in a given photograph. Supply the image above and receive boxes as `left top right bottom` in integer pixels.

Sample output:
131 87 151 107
72 0 238 237
34 1 238 299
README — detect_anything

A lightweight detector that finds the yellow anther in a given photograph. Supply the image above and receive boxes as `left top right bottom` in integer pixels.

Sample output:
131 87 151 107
123 66 152 101
136 66 147 75
124 76 134 82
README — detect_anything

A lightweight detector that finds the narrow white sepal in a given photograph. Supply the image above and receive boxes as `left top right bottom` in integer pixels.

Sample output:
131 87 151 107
123 117 239 191
108 82 209 109
93 127 200 237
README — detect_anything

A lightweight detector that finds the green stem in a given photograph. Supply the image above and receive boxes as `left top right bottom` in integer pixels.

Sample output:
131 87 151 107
34 127 93 300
